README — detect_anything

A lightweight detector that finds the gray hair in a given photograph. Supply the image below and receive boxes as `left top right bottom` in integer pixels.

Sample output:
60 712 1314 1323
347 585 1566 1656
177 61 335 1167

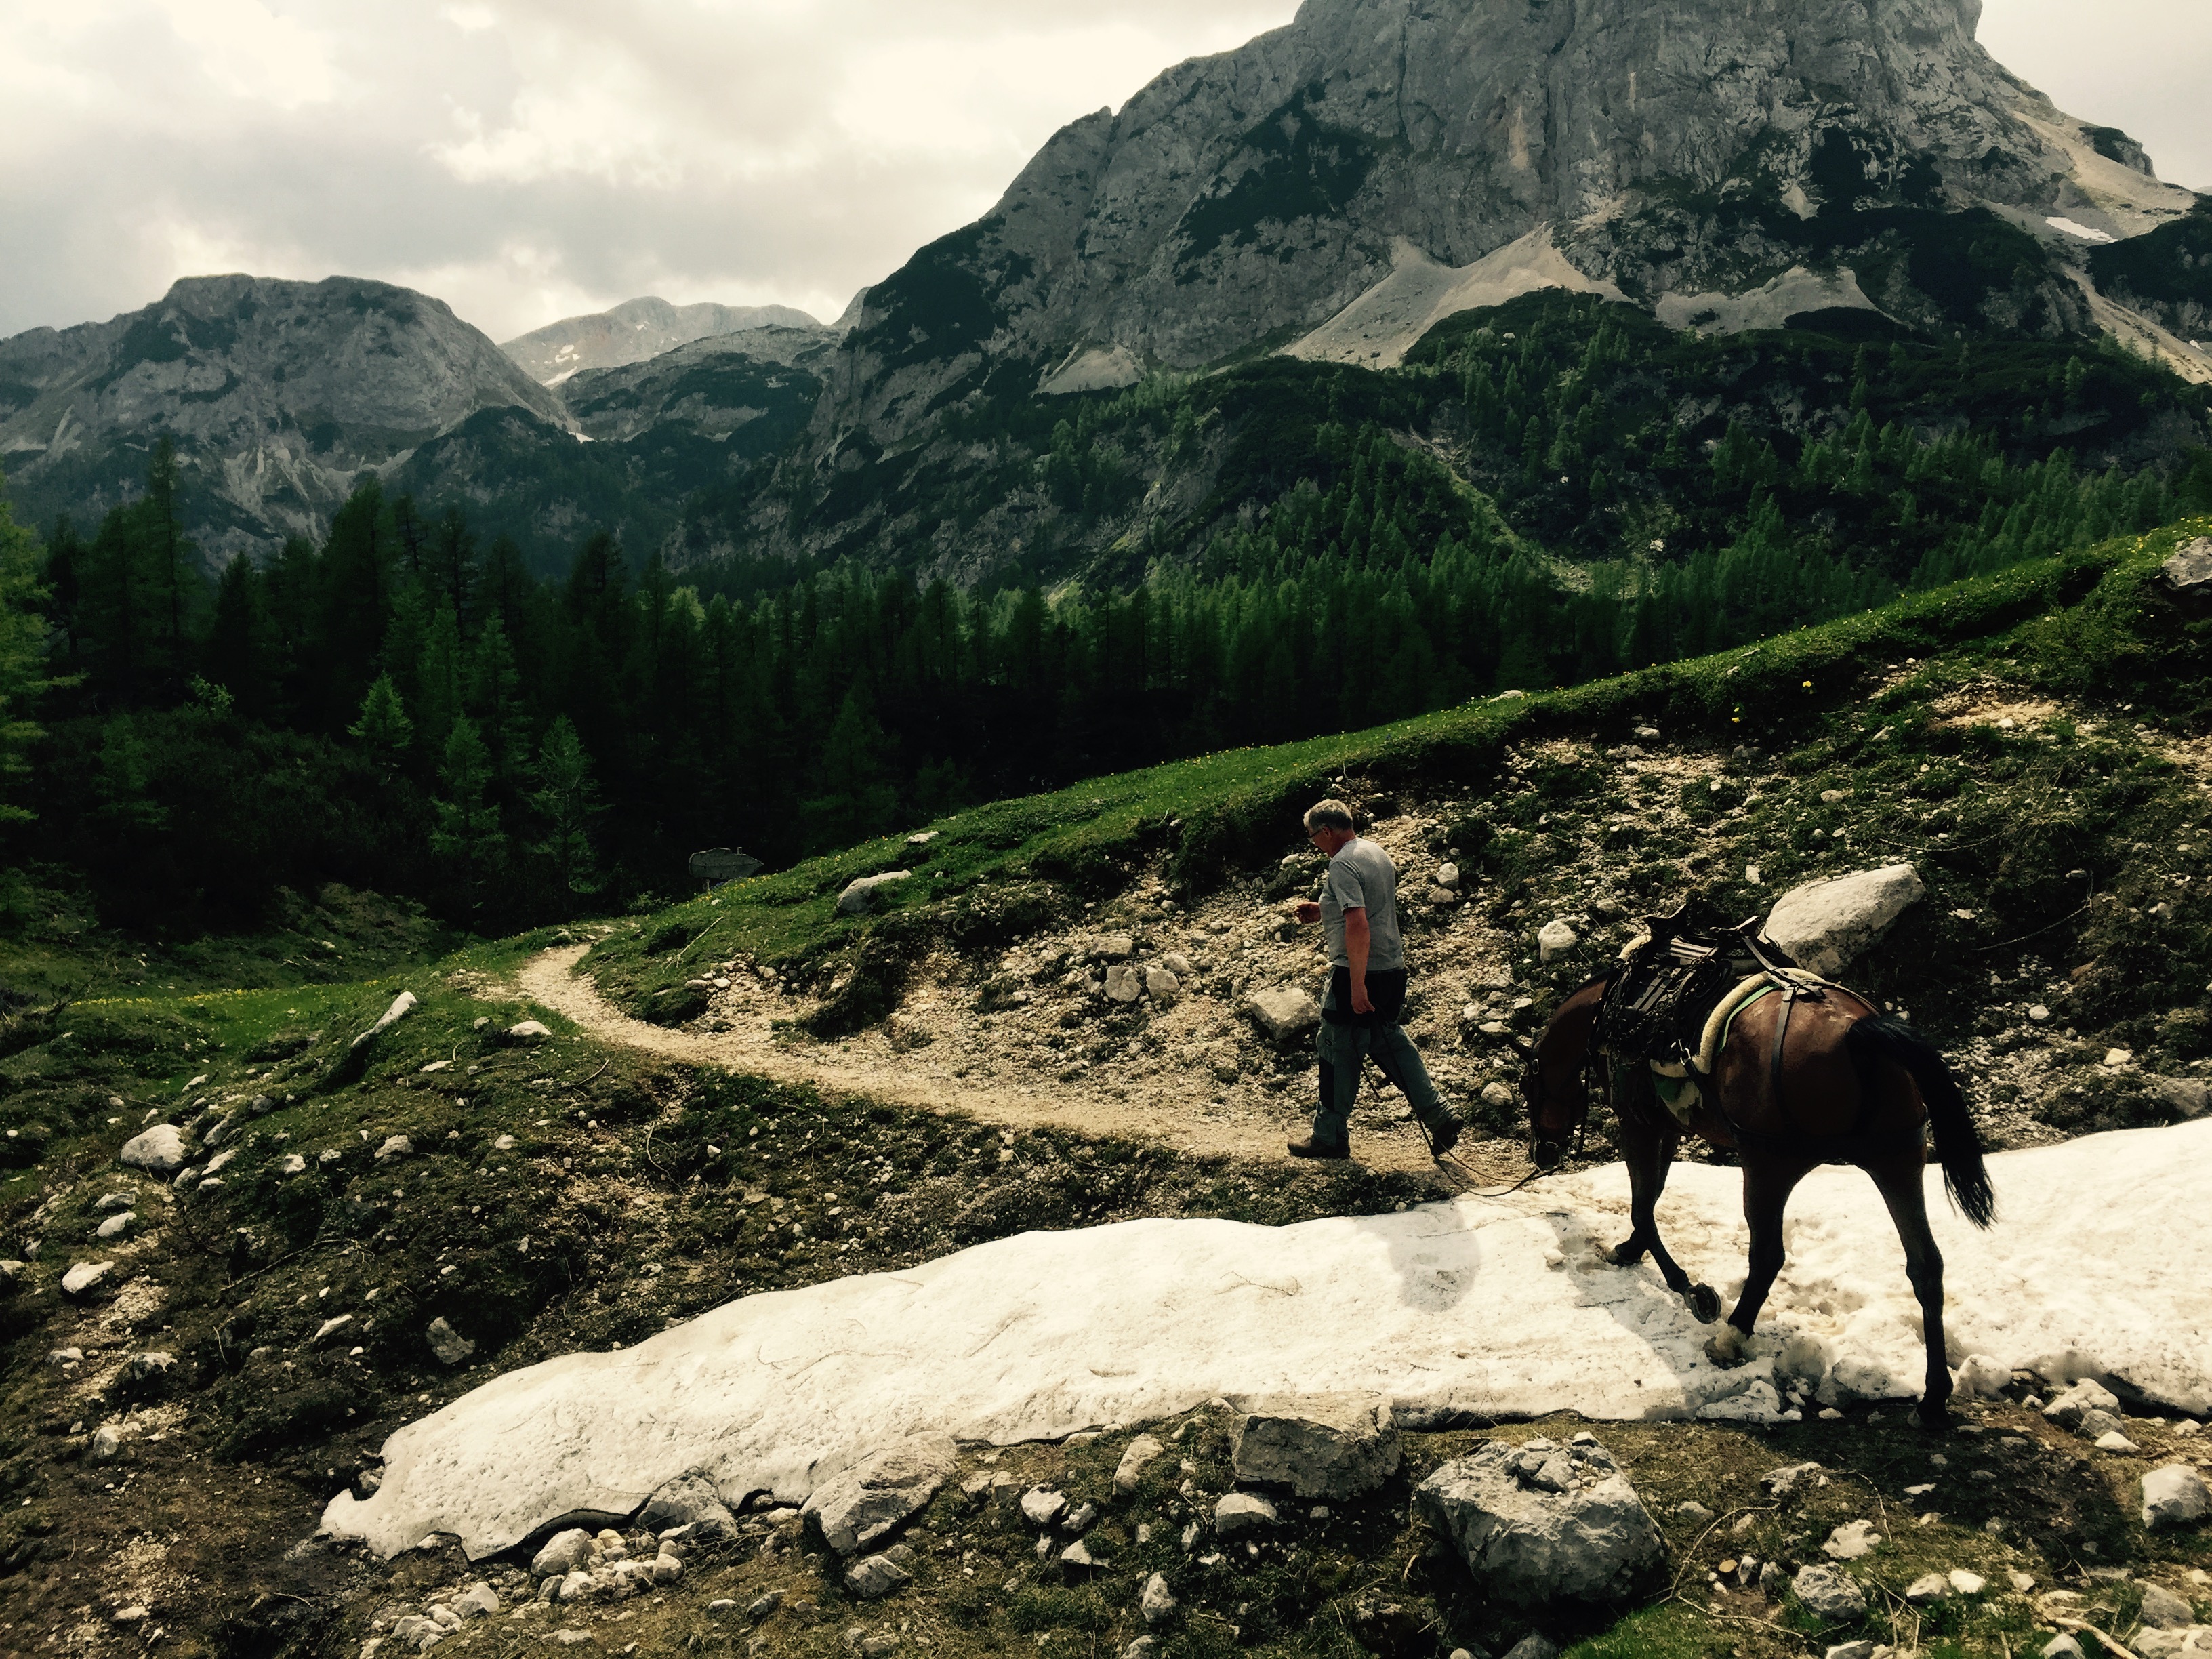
1303 798 1355 833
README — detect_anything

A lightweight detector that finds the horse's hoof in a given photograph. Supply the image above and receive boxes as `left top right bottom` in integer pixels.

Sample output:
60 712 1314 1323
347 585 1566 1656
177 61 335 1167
1702 1326 1750 1369
1917 1399 1956 1433
1608 1240 1645 1267
1686 1284 1723 1324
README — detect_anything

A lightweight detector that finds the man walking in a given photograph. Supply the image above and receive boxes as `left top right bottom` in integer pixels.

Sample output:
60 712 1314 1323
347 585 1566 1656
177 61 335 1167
1288 799 1461 1161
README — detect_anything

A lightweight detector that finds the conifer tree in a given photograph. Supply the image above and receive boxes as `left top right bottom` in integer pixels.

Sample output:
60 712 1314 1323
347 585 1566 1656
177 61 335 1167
530 716 604 896
0 470 58 827
348 673 413 773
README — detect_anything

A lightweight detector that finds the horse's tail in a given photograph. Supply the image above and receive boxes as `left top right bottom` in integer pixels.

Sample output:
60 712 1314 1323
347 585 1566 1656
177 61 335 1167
1847 1013 1996 1229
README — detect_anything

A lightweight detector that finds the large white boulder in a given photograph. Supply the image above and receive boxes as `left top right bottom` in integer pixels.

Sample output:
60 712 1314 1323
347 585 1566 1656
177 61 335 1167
118 1124 188 1177
1762 864 1925 977
1229 1395 1400 1500
2142 1464 2211 1530
803 1434 956 1555
1416 1435 1663 1606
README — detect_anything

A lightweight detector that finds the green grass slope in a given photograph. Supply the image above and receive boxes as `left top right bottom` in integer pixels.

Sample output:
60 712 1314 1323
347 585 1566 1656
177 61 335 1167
588 515 2212 1110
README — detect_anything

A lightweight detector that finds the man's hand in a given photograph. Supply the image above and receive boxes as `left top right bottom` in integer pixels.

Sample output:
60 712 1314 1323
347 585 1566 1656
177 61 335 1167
1293 901 1322 924
1350 978 1374 1015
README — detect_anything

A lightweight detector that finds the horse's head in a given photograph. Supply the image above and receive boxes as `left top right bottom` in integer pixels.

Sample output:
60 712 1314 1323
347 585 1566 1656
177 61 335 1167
1524 975 1610 1171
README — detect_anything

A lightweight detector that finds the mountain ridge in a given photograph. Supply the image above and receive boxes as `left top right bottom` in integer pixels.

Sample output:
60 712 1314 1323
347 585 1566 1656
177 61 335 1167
499 295 832 385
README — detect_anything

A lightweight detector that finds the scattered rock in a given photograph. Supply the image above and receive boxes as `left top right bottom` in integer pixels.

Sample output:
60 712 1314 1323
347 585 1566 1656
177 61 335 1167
1418 1436 1663 1607
843 1554 912 1601
1121 1639 1157 1659
836 873 912 917
1822 1520 1880 1560
1792 1563 1868 1622
1952 1354 2009 1397
375 1135 413 1162
1761 864 1923 977
2152 1077 2211 1120
1060 1538 1107 1568
1676 1501 1715 1525
531 1528 594 1578
1144 967 1181 1002
2043 1378 2121 1429
745 1592 781 1620
2159 537 2212 604
1241 985 1321 1044
2095 1429 2140 1453
1948 1569 1986 1596
453 1582 501 1618
1760 1462 1824 1501
1105 966 1144 1004
90 1423 123 1460
2141 1585 2196 1629
1115 1434 1166 1494
1093 935 1136 962
1160 953 1193 977
277 1153 307 1176
60 1261 112 1297
1434 863 1461 890
506 1021 554 1042
1213 1492 1279 1539
1500 1638 1556 1659
95 1211 135 1240
0 1261 22 1293
1139 1572 1176 1625
1537 920 1578 963
638 1474 738 1538
118 1125 188 1176
2041 1637 2086 1659
2144 1464 2212 1530
1020 1488 1067 1529
1229 1394 1401 1500
351 990 419 1050
426 1317 476 1366
1825 1643 1877 1659
313 1315 352 1343
804 1435 958 1556
1063 1500 1098 1534
1904 1572 1950 1606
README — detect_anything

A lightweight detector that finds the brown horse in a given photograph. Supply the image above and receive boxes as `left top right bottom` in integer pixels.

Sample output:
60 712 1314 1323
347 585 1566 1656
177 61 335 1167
1524 972 1996 1429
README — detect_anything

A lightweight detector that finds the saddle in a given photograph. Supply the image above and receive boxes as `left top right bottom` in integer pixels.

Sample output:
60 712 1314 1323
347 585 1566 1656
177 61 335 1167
1593 906 1812 1125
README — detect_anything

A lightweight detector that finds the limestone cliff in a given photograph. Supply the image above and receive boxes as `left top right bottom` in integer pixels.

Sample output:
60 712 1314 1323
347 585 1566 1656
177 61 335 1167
500 297 830 385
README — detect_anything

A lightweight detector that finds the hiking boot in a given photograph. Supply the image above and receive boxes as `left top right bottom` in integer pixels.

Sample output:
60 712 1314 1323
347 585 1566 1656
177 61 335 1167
1421 1115 1462 1159
1286 1135 1351 1161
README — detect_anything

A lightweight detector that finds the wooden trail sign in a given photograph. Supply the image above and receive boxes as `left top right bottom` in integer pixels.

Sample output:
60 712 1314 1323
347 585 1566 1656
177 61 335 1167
689 848 762 885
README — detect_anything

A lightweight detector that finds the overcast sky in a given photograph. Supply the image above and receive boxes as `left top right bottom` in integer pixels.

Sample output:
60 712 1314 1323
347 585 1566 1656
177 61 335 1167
3 0 2207 346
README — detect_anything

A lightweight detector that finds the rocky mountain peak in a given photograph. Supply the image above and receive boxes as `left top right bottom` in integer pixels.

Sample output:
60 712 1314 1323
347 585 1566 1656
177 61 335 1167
815 0 2194 450
0 273 568 562
501 296 830 384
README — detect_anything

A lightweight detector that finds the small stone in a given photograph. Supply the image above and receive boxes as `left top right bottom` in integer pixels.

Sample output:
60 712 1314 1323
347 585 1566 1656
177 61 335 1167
112 1607 149 1625
1793 1563 1868 1622
1823 1520 1880 1560
2028 1004 2051 1022
2095 1430 2139 1453
90 1423 123 1460
454 1582 501 1618
2143 1464 2212 1529
95 1212 136 1240
427 1317 476 1366
1140 1572 1176 1625
313 1314 352 1343
1229 1395 1400 1500
506 1020 554 1042
375 1134 413 1162
2041 1637 2087 1659
1121 1640 1158 1659
1020 1488 1067 1528
1143 967 1181 1002
844 1555 911 1599
277 1153 307 1176
836 873 912 916
744 1593 781 1620
805 1436 958 1557
1904 1572 1950 1605
1104 965 1144 1003
2104 1048 2135 1069
1213 1492 1279 1538
1241 985 1322 1044
1060 1538 1106 1568
1677 1501 1715 1524
2044 1378 2121 1428
493 1134 516 1151
1500 1639 1556 1659
1824 1645 1876 1659
1115 1434 1166 1494
1063 1501 1099 1534
1948 1569 1985 1595
1761 1462 1824 1501
60 1261 113 1297
2138 1584 2194 1629
1537 920 1578 962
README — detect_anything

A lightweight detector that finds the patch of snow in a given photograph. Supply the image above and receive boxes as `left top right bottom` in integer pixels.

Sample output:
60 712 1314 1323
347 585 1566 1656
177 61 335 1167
2047 216 2117 244
323 1120 2212 1561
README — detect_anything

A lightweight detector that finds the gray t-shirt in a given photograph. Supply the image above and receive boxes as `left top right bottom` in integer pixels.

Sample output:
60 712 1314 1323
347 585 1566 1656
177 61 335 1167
1321 838 1406 972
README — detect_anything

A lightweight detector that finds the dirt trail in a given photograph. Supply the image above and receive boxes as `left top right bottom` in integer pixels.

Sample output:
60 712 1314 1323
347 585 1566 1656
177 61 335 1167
513 943 1524 1183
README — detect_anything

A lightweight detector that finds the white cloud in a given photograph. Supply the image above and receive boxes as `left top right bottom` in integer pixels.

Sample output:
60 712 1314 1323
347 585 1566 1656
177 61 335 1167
1 0 2203 351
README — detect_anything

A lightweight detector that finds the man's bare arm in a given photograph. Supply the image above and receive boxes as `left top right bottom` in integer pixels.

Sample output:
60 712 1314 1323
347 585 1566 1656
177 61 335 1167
1345 907 1372 1014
